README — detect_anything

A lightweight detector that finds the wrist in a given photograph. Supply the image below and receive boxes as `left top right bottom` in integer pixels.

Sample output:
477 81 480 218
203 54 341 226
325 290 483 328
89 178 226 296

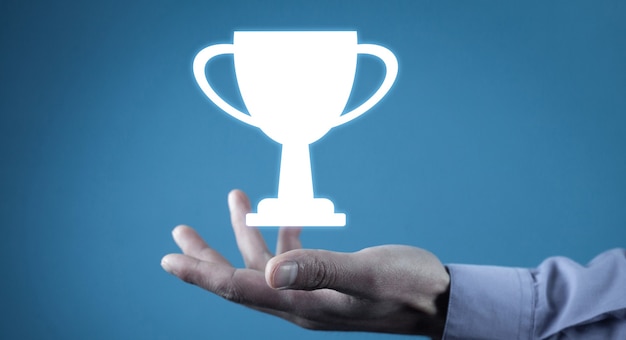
422 267 450 339
431 267 451 339
405 262 450 338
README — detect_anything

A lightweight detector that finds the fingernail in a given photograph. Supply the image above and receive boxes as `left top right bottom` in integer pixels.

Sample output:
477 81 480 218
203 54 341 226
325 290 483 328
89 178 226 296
161 258 174 274
274 261 298 289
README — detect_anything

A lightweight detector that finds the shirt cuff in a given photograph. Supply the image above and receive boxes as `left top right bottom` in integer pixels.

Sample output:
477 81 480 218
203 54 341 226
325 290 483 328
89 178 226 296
442 264 534 340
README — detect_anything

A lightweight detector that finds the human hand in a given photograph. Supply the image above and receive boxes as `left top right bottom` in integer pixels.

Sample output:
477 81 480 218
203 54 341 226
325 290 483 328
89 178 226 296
161 190 450 338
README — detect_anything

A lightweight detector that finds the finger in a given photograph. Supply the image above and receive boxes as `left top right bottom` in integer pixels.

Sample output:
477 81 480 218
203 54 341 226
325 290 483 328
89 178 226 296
276 227 302 254
162 253 360 327
265 249 370 296
162 253 292 309
162 253 240 301
229 189 273 270
172 225 231 265
171 225 230 264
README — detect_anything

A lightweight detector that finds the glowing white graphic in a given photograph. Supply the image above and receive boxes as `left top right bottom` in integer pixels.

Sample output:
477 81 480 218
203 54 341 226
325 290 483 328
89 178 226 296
193 31 397 226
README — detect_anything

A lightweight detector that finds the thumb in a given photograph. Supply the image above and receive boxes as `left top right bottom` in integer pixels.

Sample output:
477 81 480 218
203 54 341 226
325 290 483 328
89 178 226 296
265 249 359 292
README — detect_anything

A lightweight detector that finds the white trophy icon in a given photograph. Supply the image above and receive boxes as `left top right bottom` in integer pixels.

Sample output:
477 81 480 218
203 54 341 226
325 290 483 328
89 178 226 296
193 31 397 227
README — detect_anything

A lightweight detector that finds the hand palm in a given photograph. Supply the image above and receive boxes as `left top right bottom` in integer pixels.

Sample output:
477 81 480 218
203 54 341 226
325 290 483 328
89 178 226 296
162 190 449 337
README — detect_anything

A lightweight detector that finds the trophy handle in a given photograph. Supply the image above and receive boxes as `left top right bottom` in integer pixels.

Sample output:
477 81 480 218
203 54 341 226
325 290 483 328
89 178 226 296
333 44 398 127
193 44 257 127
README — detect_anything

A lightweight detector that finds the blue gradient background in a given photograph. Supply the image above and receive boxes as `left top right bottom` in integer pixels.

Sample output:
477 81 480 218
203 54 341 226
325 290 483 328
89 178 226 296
1 1 625 339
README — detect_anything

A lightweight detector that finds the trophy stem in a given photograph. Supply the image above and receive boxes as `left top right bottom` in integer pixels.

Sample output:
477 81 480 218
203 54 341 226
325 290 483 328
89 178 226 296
277 143 314 200
247 142 345 226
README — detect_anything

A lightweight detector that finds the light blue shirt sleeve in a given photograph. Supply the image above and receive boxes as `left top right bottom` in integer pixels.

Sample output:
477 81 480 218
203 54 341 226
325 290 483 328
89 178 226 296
442 248 626 339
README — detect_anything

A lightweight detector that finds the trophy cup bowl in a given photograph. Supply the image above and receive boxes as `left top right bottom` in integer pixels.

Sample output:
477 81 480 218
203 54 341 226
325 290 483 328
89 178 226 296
193 31 397 226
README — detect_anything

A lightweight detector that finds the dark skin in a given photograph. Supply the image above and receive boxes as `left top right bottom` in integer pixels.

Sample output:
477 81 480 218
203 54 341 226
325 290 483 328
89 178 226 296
161 189 450 339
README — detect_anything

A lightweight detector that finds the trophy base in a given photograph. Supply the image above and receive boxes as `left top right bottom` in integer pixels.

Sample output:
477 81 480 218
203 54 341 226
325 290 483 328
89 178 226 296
246 198 346 227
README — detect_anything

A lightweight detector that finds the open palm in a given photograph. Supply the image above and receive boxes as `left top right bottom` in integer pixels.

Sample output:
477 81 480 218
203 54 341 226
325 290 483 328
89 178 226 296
161 190 449 338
